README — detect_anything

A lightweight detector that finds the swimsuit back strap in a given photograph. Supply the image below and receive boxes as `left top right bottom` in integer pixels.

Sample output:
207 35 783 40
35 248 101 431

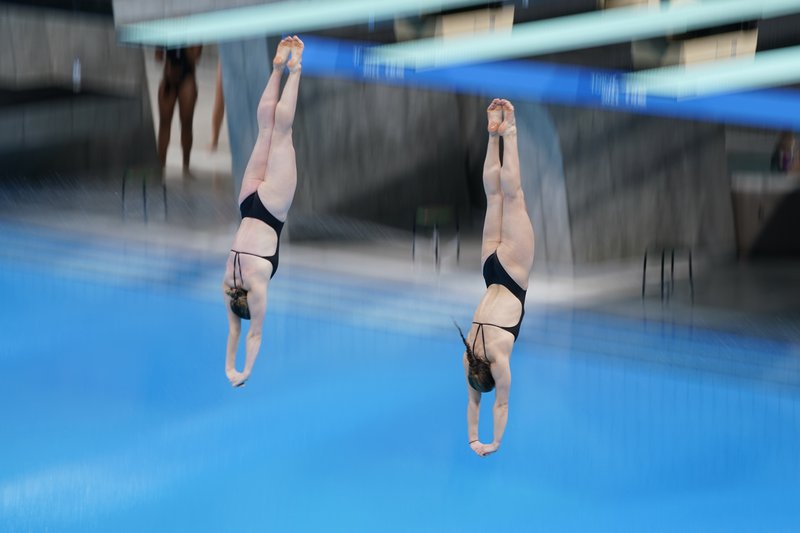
230 248 279 281
473 320 512 331
232 250 270 260
473 319 519 341
470 322 490 358
232 251 244 289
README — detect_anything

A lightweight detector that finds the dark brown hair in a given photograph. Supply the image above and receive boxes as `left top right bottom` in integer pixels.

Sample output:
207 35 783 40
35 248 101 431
226 287 251 320
455 322 495 393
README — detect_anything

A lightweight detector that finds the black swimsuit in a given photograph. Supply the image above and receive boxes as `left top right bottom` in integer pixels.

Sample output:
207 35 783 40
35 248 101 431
164 48 195 91
230 191 284 281
472 251 527 342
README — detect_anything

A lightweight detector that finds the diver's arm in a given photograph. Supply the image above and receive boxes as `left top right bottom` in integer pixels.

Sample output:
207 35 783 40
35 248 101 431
241 279 267 381
488 359 511 453
464 354 482 452
223 284 242 380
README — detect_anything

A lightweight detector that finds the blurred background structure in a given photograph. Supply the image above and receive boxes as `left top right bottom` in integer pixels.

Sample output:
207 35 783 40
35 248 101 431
2 1 800 531
3 0 800 266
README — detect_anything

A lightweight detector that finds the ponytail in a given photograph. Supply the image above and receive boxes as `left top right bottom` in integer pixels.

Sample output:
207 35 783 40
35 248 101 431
454 321 495 393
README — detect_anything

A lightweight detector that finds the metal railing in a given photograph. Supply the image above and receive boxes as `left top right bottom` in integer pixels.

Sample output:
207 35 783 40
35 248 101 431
412 205 460 272
122 167 166 223
642 245 694 302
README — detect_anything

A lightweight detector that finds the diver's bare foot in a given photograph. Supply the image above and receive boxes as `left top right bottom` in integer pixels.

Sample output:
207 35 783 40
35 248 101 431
287 35 304 73
273 36 292 70
487 98 503 136
497 99 516 136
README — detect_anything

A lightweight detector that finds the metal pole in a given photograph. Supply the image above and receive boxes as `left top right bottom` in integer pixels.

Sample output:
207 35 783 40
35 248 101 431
689 249 694 303
121 170 127 220
670 247 675 297
412 216 417 261
434 223 440 272
161 171 167 221
642 250 648 299
455 212 461 264
142 174 147 224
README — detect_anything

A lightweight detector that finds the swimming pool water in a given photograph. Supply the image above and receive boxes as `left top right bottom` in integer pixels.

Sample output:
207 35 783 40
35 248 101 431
1 223 798 532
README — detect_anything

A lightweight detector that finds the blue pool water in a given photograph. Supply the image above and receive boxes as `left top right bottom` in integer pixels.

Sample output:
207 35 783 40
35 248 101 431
1 223 798 532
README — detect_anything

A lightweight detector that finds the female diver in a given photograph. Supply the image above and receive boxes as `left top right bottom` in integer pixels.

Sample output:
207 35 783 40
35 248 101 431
222 36 303 388
457 99 535 457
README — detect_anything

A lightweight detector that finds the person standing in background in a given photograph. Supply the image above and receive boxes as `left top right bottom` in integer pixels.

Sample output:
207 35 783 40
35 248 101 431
770 131 799 173
155 45 203 174
209 58 225 152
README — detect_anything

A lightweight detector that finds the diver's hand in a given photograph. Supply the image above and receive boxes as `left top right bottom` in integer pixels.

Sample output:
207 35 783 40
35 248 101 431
226 368 248 388
470 440 499 457
470 440 484 456
481 441 500 456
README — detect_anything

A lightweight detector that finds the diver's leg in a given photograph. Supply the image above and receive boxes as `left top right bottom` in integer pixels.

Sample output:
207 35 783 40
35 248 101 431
496 100 534 288
157 80 178 168
177 74 198 172
237 37 293 203
258 36 304 220
481 98 504 265
209 61 225 151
